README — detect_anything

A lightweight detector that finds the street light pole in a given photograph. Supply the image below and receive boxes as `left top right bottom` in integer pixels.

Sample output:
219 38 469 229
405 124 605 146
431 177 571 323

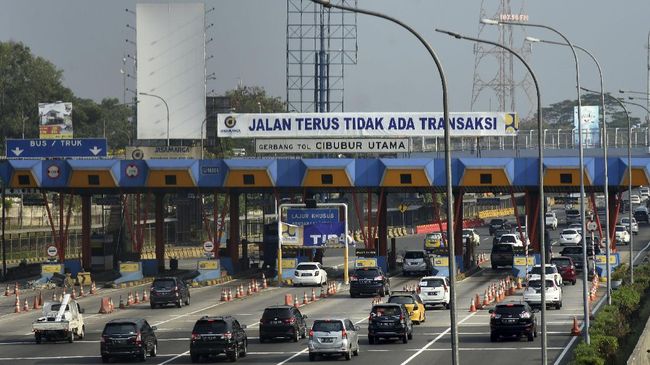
309 1 457 362
527 38 613 306
435 28 547 364
139 92 170 146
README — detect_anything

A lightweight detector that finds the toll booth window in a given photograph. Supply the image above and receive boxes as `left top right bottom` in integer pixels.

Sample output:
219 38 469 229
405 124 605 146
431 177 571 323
400 173 412 184
243 174 255 185
480 173 492 184
321 174 333 185
18 175 31 185
560 173 572 184
165 175 177 185
87 175 100 186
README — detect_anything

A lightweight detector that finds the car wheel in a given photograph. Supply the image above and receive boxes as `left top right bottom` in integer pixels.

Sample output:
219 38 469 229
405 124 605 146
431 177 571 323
368 336 375 345
259 336 266 343
345 347 352 361
101 355 110 363
239 340 247 357
379 288 385 297
490 333 498 342
293 328 299 342
78 325 85 340
150 302 156 309
190 353 199 363
353 342 359 356
402 334 408 344
527 332 534 342
139 349 147 362
150 342 157 357
68 330 74 343
558 301 563 310
35 334 41 344
491 264 497 270
445 302 450 309
309 353 316 361
228 344 239 362
408 330 413 340
534 325 538 338
572 280 576 286
185 295 190 306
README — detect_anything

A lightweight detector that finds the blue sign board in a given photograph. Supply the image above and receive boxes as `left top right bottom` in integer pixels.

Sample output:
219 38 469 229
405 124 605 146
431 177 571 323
6 139 108 158
303 222 346 247
286 208 339 226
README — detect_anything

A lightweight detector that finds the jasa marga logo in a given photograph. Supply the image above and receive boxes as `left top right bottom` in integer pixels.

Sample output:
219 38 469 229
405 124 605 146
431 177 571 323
504 113 519 133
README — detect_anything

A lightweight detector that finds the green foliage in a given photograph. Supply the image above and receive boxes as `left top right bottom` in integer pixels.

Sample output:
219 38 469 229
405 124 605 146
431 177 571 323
591 305 628 338
572 341 605 365
611 285 641 316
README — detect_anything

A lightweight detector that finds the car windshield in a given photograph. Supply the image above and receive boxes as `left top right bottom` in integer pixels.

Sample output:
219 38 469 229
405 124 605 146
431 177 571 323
426 233 442 240
529 266 557 275
50 304 70 311
193 320 227 334
562 230 578 235
420 278 445 287
562 247 582 254
492 244 513 252
262 308 292 319
566 210 579 215
495 305 528 315
296 264 318 270
528 280 556 288
621 218 630 224
616 226 626 232
499 235 516 243
462 230 473 235
355 268 380 278
490 219 504 224
153 279 175 289
404 251 425 259
388 296 415 305
312 320 343 332
104 323 137 335
545 213 554 218
551 258 571 267
372 306 401 316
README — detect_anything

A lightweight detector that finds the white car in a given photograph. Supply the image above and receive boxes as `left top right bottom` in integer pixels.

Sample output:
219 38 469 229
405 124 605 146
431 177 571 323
559 229 581 245
568 223 582 231
418 276 450 309
523 279 563 309
545 212 558 230
620 217 639 235
462 229 480 246
497 234 524 247
640 187 650 198
526 264 563 287
293 262 327 286
631 195 641 205
615 225 631 244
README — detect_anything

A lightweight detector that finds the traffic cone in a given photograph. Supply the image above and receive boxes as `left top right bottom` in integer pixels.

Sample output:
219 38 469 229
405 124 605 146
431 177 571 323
109 297 114 312
142 288 148 302
262 274 268 289
38 291 43 307
294 295 300 308
79 285 85 297
52 291 57 301
59 293 63 302
516 277 523 290
469 298 477 312
134 291 140 304
3 286 9 296
311 288 317 302
240 284 245 296
23 298 30 312
14 296 21 313
227 288 232 301
119 295 126 309
570 316 581 336
33 295 41 310
483 290 490 307
303 292 309 305
510 280 516 295
235 286 241 299
221 289 227 302
90 282 97 295
13 282 19 296
487 287 493 302
247 283 252 296
71 287 77 300
475 293 482 310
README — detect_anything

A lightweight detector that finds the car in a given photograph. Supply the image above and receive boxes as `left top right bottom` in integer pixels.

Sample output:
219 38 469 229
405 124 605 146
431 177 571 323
568 223 583 231
308 318 360 361
190 316 248 363
620 217 639 235
462 229 481 246
640 187 650 198
492 228 513 245
526 264 563 287
424 232 445 252
350 266 390 297
32 296 85 343
545 212 558 230
565 209 581 224
559 245 600 271
418 276 450 309
367 303 413 344
559 229 582 245
150 277 190 308
491 244 515 269
259 305 308 342
489 218 509 235
498 233 524 247
100 318 158 363
523 279 563 309
402 250 432 276
387 291 426 324
293 262 328 286
631 194 641 205
634 206 649 223
550 256 577 285
489 302 537 342
615 225 631 244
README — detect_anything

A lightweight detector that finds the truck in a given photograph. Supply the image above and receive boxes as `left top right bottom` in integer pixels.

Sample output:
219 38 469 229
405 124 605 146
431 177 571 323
32 294 85 343
545 212 558 230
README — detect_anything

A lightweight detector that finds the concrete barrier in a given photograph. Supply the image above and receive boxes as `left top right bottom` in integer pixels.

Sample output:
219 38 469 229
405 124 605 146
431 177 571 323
35 262 64 284
628 315 650 365
193 260 221 283
114 261 144 285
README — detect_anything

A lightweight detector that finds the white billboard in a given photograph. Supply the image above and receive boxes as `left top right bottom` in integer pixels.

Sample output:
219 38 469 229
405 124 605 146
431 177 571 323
136 3 206 140
218 112 519 138
39 102 73 139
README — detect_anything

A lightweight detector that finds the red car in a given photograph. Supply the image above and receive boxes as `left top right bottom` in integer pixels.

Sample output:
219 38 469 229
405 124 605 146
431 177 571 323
550 257 577 285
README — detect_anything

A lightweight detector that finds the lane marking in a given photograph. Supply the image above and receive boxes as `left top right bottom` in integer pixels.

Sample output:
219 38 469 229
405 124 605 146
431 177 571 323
156 350 189 365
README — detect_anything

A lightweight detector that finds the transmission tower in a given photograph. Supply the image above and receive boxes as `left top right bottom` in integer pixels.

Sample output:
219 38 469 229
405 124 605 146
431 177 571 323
471 0 535 119
286 0 358 113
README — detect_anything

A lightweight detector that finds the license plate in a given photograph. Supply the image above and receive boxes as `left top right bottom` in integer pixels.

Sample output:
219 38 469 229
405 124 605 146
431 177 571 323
203 336 217 340
429 291 438 295
271 320 282 324
114 339 127 344
503 319 516 323
321 338 333 343
380 322 392 326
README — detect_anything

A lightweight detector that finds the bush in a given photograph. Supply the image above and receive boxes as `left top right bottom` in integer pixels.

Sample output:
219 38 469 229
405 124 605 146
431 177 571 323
572 342 605 365
611 286 641 316
591 305 628 338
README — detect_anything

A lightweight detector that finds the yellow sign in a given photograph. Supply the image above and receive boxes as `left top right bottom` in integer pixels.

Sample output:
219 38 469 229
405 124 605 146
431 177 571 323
42 264 62 274
282 258 297 269
77 272 91 285
399 204 408 213
513 257 535 266
198 260 219 270
355 258 377 268
120 263 140 272
433 257 449 267
595 255 618 265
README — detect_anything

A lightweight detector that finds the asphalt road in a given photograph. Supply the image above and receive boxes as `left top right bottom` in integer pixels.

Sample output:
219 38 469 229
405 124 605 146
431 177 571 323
0 219 647 365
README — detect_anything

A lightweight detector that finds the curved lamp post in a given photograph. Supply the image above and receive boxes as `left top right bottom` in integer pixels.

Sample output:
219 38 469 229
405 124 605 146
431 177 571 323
139 92 170 146
435 28 548 364
309 1 457 362
482 17 591 344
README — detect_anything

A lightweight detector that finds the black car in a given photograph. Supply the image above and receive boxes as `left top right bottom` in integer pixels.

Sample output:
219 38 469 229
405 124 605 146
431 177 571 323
100 318 157 363
489 218 509 235
259 305 308 342
349 266 390 297
560 245 600 271
190 316 247 363
489 302 537 342
367 303 413 344
490 244 515 269
150 277 191 308
634 208 649 223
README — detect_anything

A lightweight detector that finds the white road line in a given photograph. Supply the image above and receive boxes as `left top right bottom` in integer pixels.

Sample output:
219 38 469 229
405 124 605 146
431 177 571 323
156 351 189 365
399 311 477 365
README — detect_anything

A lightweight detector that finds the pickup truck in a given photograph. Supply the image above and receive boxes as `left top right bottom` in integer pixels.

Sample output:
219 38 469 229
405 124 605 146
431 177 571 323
545 212 558 230
32 294 85 343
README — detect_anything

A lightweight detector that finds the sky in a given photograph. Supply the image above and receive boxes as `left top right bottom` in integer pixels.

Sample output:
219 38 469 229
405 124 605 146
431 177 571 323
2 0 650 122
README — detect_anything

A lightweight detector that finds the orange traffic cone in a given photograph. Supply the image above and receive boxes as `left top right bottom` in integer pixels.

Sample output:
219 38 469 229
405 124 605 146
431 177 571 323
475 293 482 310
38 291 44 307
483 290 490 307
220 289 227 302
108 297 114 312
134 291 140 304
570 316 581 336
119 295 126 309
262 274 268 289
294 295 300 308
469 298 477 313
79 285 85 297
311 288 317 302
227 289 232 301
14 296 20 313
517 277 523 290
90 282 97 295
23 298 30 312
303 292 309 305
247 283 252 296
3 285 9 296
33 295 41 310
142 288 149 302
14 282 19 296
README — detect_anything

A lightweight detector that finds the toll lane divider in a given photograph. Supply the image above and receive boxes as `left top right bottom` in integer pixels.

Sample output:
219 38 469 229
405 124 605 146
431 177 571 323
416 218 485 234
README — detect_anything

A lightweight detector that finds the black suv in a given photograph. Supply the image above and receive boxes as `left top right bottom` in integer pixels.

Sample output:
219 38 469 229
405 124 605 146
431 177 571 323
350 266 390 297
190 316 248 363
489 219 509 235
560 245 600 270
150 276 191 308
259 305 308 342
489 302 537 342
490 244 515 269
100 318 157 363
367 303 413 344
634 208 650 223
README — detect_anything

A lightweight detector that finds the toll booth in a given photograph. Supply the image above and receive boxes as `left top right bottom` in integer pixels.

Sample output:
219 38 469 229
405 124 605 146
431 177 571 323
90 233 114 271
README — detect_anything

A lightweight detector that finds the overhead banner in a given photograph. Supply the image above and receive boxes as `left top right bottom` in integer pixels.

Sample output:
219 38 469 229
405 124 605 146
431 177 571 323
218 112 519 138
573 106 600 148
125 146 201 160
256 138 410 154
286 208 339 226
39 102 73 139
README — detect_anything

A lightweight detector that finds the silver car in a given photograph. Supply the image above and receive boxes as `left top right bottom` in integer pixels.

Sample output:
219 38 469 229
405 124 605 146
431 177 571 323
308 318 360 361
